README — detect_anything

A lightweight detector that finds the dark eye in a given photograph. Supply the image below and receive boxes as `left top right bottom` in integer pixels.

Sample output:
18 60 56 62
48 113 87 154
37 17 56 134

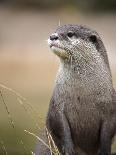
89 35 97 43
67 31 75 38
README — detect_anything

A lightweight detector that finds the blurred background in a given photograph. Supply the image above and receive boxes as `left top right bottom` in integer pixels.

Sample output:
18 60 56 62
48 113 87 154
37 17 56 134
0 0 116 154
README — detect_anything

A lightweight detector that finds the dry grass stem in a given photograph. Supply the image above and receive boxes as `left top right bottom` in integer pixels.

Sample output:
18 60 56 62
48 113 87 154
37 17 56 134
0 84 61 154
0 83 44 128
46 128 53 155
17 98 41 130
24 129 59 155
24 130 50 150
46 127 61 155
0 90 15 129
0 83 43 122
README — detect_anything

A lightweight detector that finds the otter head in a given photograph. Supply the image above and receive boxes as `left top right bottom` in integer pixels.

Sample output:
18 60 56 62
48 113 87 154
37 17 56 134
48 25 109 70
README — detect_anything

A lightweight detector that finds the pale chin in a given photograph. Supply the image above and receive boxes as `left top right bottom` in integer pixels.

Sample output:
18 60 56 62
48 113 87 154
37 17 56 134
51 46 69 59
51 46 61 52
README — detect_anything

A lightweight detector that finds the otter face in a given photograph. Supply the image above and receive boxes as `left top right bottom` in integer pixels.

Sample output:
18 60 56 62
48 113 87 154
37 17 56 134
48 25 102 63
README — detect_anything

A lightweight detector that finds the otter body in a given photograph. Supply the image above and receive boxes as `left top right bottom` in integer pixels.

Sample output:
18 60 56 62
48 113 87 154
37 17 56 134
36 25 116 155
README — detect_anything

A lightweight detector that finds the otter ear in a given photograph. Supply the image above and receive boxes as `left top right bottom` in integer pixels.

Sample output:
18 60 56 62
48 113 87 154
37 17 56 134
89 34 97 43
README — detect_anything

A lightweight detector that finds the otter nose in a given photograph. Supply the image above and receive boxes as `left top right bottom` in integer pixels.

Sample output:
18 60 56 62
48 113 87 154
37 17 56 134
50 34 58 41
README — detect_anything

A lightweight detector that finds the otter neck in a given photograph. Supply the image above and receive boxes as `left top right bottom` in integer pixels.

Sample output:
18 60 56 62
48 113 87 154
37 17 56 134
55 58 112 101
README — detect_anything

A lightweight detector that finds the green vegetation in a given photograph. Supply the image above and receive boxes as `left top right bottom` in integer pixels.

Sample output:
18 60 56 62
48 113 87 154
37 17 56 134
1 0 116 12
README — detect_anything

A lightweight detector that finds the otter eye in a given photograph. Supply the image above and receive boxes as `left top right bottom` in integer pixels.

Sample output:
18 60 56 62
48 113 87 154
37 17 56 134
67 31 75 38
89 35 97 43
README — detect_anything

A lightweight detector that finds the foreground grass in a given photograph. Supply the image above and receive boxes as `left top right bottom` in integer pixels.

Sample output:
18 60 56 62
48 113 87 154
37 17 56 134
0 86 48 154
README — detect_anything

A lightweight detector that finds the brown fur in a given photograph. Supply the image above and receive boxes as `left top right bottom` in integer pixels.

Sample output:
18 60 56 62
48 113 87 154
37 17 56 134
36 25 116 155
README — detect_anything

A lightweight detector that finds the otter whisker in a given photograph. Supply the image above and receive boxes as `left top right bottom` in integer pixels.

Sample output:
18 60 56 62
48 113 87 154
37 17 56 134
58 20 61 27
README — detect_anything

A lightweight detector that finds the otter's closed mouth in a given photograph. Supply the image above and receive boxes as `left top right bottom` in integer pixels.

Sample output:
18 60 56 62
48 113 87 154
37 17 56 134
50 43 64 51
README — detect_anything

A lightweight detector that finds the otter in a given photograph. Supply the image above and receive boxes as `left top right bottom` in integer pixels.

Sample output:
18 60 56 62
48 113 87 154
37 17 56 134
36 25 116 155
